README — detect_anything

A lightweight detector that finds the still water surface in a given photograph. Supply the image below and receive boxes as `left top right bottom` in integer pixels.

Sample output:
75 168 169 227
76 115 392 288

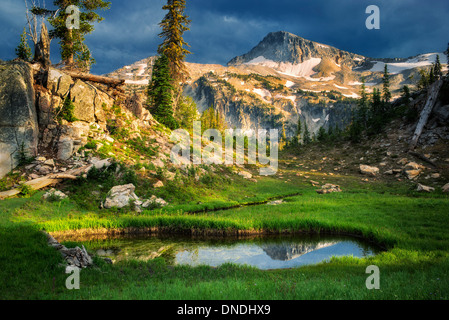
82 234 381 270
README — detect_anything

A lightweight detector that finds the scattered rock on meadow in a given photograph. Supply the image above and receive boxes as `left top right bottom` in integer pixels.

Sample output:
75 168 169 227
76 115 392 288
43 159 55 166
417 184 435 193
142 195 168 208
405 170 421 180
43 188 68 200
267 200 284 206
238 171 253 179
316 184 342 194
442 183 449 193
46 232 93 269
153 180 164 188
37 165 53 175
90 157 112 169
165 171 176 181
103 184 138 209
310 180 320 186
404 162 425 171
360 165 379 176
152 158 165 168
60 246 93 268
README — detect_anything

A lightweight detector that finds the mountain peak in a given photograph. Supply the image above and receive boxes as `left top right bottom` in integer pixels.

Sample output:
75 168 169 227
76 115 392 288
228 31 365 68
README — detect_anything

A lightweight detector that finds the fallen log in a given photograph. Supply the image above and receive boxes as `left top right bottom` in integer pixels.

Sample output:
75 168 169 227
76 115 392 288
48 174 78 180
0 159 112 200
0 177 62 199
409 80 443 150
63 70 125 88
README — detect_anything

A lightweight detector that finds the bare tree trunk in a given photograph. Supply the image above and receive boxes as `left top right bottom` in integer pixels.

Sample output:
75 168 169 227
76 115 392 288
34 23 51 67
66 28 74 67
409 79 443 150
25 0 39 48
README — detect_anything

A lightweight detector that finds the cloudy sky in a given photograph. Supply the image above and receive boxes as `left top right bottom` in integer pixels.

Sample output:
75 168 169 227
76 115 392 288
1 0 448 75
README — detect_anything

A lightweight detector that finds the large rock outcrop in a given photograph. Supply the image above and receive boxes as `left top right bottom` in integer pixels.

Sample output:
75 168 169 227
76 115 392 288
0 61 38 178
38 67 114 160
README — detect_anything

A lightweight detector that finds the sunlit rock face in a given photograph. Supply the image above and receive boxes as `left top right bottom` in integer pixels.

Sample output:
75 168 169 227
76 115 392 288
0 61 38 178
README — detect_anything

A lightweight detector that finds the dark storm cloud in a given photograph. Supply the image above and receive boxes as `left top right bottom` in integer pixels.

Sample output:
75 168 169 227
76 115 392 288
1 0 448 75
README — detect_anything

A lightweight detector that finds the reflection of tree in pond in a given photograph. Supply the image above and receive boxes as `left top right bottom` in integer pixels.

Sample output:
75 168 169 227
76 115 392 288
97 240 178 263
261 242 338 261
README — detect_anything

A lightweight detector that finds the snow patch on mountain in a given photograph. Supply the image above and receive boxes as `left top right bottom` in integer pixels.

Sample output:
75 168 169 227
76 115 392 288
285 80 295 88
253 88 272 101
342 92 361 99
246 56 322 78
369 53 448 74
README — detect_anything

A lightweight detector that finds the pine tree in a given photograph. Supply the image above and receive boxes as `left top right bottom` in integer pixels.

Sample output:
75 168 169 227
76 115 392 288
200 107 227 134
158 0 191 83
358 77 369 128
57 95 78 123
402 85 418 123
33 0 110 70
402 85 411 105
417 69 430 90
303 123 311 145
382 64 392 103
327 126 334 140
349 110 362 143
317 126 327 142
279 123 287 150
15 28 33 61
446 43 449 65
175 96 199 131
368 88 384 135
147 54 178 130
429 67 436 84
294 117 302 145
434 55 443 80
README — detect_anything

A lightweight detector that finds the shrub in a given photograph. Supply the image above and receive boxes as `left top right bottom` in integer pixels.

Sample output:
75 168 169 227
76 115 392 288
57 96 78 123
15 142 34 167
19 183 35 198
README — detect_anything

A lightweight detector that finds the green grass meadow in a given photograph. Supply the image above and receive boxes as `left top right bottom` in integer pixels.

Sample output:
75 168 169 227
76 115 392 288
1 170 448 300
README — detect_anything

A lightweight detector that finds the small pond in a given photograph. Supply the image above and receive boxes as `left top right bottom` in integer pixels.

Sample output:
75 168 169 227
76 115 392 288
75 234 381 270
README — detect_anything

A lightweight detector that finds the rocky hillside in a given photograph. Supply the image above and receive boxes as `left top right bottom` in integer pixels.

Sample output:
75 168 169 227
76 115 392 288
0 59 175 181
107 31 448 139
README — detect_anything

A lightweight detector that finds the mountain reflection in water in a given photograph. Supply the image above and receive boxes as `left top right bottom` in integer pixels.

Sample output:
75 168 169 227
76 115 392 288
261 242 338 261
79 234 380 270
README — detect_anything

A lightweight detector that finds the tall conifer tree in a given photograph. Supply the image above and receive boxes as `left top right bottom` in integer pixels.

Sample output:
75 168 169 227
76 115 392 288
158 0 191 83
434 55 443 80
32 0 110 70
382 64 392 103
147 54 178 130
16 28 33 61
